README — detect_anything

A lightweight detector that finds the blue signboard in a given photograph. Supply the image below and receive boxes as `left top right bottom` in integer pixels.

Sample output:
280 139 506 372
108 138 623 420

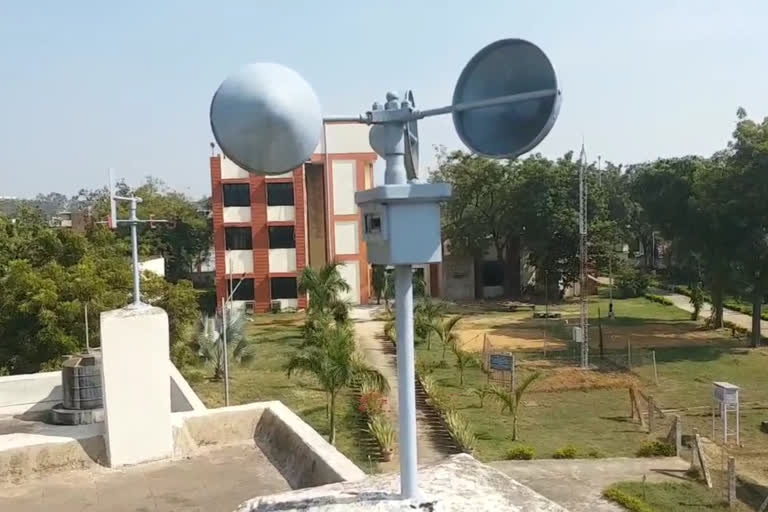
489 354 514 371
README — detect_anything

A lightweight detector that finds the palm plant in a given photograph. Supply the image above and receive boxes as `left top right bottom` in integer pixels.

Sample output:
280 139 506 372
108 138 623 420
489 372 541 441
450 340 475 386
414 297 446 349
431 315 463 363
286 323 389 445
372 264 386 305
197 312 254 380
382 270 426 311
298 263 351 320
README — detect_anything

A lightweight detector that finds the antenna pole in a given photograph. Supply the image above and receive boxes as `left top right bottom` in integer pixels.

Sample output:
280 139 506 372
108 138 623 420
579 145 589 369
129 198 142 307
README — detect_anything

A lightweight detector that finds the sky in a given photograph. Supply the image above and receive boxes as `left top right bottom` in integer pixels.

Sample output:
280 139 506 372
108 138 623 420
1 1 767 199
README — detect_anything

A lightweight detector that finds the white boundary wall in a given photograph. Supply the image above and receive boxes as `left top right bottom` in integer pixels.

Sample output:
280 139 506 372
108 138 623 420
0 371 62 416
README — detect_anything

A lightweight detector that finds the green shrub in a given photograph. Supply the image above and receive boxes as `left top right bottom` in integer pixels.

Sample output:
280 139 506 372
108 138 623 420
644 294 673 306
181 367 207 384
552 446 578 459
367 415 395 451
616 267 650 298
505 445 535 460
602 487 653 512
635 440 675 457
587 448 603 459
443 409 476 454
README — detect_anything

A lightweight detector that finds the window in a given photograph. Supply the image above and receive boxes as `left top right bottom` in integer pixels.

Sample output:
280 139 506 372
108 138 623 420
271 277 298 299
267 183 294 206
225 227 252 250
222 183 250 207
481 260 504 287
268 226 295 249
227 278 254 301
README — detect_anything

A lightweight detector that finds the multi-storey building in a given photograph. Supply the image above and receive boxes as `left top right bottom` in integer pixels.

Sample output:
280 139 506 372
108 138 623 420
209 123 379 312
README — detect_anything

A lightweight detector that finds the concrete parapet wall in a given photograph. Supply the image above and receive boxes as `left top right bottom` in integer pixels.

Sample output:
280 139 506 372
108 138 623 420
0 372 62 416
172 401 365 489
0 423 105 484
0 361 203 417
254 402 365 488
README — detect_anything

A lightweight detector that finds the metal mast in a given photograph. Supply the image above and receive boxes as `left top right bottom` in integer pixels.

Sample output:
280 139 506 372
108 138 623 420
579 144 589 368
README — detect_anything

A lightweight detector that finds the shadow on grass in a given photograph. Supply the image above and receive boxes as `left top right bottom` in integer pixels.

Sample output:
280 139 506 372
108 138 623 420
736 475 768 510
650 469 690 482
600 415 634 424
299 404 327 417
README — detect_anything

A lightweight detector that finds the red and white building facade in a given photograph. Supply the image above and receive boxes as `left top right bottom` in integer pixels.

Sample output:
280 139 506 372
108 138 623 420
209 123 380 312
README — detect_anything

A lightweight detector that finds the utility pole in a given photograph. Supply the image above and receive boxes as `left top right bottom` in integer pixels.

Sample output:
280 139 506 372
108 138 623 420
579 144 589 369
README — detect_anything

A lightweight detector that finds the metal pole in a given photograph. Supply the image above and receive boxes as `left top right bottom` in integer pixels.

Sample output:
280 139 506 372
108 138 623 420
395 265 418 499
129 199 141 307
221 297 230 407
652 350 658 385
609 252 614 319
84 303 90 353
418 89 558 119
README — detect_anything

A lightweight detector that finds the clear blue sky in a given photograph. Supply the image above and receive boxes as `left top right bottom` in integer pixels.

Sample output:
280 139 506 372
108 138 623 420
1 1 766 198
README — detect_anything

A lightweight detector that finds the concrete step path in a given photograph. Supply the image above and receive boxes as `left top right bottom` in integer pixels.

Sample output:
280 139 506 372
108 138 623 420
351 306 457 472
492 456 691 512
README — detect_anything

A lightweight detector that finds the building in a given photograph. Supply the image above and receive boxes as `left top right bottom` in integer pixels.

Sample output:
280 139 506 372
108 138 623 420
209 123 379 312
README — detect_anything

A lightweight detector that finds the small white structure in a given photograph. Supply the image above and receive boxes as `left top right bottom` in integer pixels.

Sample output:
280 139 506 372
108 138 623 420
100 306 173 467
712 381 740 446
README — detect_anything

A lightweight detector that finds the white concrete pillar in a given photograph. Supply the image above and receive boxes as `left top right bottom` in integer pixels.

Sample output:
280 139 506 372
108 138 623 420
100 306 173 467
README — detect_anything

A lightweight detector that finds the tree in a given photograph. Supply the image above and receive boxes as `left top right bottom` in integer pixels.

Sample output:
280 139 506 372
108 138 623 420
629 156 738 328
83 177 212 282
490 372 541 441
433 150 522 298
726 108 768 346
197 312 254 379
286 323 389 444
0 211 201 373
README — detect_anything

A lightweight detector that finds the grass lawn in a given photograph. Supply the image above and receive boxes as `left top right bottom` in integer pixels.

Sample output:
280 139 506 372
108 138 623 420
424 294 768 463
415 334 661 461
604 481 750 512
188 312 380 473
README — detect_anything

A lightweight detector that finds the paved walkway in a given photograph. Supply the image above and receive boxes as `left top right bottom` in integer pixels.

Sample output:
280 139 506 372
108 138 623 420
351 306 454 471
652 288 768 337
593 274 768 337
491 456 690 512
0 444 289 512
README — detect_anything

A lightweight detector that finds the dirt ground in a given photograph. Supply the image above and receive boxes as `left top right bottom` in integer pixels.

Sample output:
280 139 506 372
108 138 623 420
522 362 641 393
456 311 733 353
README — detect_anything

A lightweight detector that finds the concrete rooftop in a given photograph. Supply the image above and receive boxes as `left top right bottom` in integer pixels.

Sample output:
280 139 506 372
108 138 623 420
0 443 290 511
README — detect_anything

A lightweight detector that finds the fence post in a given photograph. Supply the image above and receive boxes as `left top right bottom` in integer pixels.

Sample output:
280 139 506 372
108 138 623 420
652 350 659 385
691 428 700 469
728 456 736 509
627 339 632 370
511 356 516 392
675 414 682 456
648 395 655 433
